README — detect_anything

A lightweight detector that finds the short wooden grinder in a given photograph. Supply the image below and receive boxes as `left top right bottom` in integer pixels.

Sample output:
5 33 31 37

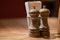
39 5 50 38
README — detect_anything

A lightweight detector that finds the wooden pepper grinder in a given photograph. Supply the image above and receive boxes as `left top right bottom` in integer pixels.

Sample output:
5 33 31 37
39 5 50 38
29 6 40 37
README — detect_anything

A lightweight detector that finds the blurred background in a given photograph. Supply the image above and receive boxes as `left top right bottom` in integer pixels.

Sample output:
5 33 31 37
0 0 60 19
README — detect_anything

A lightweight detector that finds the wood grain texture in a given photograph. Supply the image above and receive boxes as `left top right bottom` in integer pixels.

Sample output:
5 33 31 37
0 18 60 40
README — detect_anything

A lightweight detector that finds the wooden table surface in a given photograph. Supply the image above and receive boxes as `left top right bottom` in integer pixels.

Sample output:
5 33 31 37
0 18 60 40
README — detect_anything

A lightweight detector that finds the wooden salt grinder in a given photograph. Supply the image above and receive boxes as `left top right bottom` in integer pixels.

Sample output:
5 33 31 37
29 7 40 37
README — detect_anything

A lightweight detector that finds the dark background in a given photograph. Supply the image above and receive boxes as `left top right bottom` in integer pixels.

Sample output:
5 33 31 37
0 0 26 19
0 0 59 19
